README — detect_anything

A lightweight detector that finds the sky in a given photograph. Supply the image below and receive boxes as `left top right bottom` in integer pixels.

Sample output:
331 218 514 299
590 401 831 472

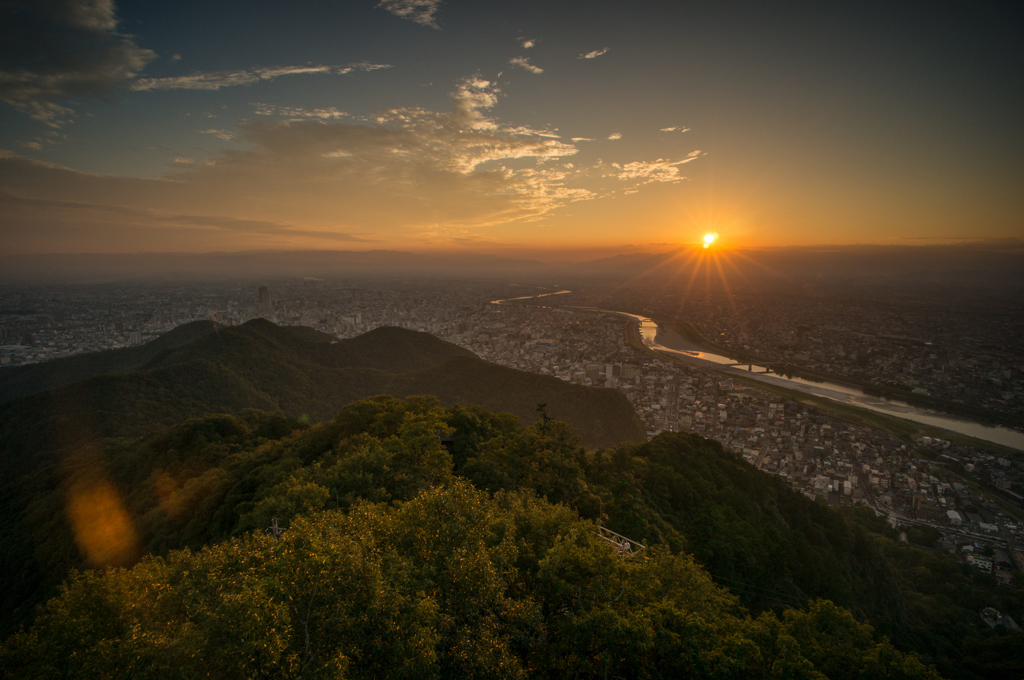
0 0 1021 260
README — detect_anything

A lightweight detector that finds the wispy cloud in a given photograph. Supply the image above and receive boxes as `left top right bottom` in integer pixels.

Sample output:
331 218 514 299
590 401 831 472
607 132 622 140
571 137 594 142
133 62 389 92
660 126 691 133
503 125 562 138
357 76 576 173
253 104 349 120
0 3 390 128
0 72 704 250
580 47 610 59
509 57 543 74
609 153 703 185
0 183 375 249
519 37 537 49
377 0 442 28
199 129 236 141
0 0 156 127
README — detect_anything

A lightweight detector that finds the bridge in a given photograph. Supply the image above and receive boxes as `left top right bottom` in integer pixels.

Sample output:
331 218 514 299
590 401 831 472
720 361 790 375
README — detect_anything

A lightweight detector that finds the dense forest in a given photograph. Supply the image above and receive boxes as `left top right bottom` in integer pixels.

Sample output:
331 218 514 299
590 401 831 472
2 396 1020 678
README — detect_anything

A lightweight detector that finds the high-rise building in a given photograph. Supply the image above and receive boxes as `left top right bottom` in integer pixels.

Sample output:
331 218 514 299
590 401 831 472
258 285 271 317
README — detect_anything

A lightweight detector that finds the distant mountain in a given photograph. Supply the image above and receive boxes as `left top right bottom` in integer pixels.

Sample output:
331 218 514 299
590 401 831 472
3 242 1022 285
0 320 645 477
569 242 1024 285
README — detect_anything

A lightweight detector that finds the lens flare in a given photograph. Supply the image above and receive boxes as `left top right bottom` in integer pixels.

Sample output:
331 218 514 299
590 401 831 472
703 233 717 248
66 477 138 567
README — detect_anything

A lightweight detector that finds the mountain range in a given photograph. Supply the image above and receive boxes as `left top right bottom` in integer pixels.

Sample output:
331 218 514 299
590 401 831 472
2 240 1022 285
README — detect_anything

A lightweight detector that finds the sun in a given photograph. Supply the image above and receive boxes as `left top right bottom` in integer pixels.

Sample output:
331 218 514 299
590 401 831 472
702 233 717 249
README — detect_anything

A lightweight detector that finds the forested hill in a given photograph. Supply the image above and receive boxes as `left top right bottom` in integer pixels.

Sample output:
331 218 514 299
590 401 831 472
0 397 941 679
0 320 218 402
1 397 1019 678
0 320 646 478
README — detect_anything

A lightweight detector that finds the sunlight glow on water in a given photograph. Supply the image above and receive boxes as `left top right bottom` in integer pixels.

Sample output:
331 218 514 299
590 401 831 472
606 309 1023 451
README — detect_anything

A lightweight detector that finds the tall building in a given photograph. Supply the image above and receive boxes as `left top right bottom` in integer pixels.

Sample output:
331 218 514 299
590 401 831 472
258 285 271 317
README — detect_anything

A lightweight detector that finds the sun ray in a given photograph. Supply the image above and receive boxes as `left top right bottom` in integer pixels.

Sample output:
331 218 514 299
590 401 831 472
711 252 740 319
672 250 707 316
724 248 788 279
719 248 752 288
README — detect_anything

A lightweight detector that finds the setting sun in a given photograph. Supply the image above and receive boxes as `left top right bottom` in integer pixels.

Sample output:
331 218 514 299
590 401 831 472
703 233 717 249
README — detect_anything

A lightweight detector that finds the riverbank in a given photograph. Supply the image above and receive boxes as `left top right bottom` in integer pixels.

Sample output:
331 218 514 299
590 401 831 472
493 297 1024 452
612 308 1024 453
658 318 1023 432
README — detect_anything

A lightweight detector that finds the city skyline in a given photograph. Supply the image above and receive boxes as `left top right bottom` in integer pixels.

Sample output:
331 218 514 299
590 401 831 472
1 0 1022 259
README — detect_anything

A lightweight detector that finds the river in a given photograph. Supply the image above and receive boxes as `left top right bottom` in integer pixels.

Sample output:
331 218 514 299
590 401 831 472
491 295 1024 451
489 290 573 304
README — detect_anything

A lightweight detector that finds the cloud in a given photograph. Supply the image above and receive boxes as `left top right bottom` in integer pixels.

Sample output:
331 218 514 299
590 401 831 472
38 0 119 31
162 76 596 227
199 129 237 141
347 77 576 174
571 137 594 142
0 74 704 251
21 141 42 151
607 132 622 140
133 62 390 92
580 47 610 59
509 57 543 74
501 125 562 139
253 104 349 120
609 154 702 185
660 126 691 133
377 0 442 28
0 1 157 126
0 182 373 251
156 212 373 242
519 38 536 49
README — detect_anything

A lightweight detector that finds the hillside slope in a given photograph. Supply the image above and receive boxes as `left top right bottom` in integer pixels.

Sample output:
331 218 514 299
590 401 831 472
0 321 646 479
0 398 953 679
0 320 217 402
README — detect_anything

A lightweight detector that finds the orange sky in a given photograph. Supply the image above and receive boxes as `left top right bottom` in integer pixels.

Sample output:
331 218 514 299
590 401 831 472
1 2 1021 258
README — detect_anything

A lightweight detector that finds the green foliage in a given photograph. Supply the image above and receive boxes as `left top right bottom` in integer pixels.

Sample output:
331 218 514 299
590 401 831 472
1 481 941 680
0 395 1016 678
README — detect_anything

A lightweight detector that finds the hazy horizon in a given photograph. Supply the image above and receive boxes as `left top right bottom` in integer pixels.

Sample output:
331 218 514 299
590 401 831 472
2 239 1023 285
